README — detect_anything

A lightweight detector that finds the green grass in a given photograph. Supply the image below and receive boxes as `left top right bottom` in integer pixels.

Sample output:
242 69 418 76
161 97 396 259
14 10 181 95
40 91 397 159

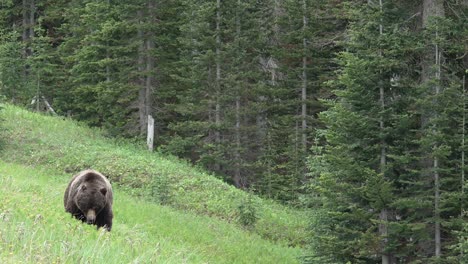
0 162 302 263
0 104 308 247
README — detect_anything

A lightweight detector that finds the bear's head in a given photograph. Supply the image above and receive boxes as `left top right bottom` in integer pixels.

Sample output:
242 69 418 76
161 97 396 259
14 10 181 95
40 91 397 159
75 183 108 224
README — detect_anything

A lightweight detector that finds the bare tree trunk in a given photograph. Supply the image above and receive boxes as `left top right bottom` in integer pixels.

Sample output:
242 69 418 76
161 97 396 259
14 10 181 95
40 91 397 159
422 0 444 257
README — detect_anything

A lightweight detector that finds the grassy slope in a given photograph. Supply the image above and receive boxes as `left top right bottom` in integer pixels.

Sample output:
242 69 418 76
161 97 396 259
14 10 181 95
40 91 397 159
0 104 308 260
0 162 301 263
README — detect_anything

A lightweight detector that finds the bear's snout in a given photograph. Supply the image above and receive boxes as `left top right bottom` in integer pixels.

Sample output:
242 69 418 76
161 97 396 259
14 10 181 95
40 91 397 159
86 209 96 224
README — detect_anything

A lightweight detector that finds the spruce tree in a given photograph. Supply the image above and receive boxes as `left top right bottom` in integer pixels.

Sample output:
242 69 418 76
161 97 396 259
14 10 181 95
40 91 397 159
57 0 139 134
307 1 421 262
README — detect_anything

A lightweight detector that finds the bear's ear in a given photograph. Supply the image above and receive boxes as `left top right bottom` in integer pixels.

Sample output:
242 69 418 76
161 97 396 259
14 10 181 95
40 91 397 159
100 188 107 196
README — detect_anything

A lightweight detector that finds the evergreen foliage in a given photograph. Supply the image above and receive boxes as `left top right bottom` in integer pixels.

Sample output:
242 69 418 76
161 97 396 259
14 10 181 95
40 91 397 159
0 31 27 102
307 0 468 262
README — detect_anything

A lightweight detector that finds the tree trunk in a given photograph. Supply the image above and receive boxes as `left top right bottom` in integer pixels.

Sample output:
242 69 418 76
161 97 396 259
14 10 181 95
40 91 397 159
421 0 444 257
434 44 442 257
380 209 389 264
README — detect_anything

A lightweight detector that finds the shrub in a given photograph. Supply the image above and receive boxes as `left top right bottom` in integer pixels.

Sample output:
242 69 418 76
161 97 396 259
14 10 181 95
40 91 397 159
149 174 171 205
237 194 258 228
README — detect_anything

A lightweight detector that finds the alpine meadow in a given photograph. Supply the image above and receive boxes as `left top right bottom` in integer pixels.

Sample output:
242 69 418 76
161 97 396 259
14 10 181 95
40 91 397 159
0 0 467 263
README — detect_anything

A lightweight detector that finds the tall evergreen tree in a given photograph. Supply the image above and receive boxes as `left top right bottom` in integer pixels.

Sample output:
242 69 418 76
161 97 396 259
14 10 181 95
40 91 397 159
307 1 422 262
418 0 468 260
57 0 140 134
307 0 468 262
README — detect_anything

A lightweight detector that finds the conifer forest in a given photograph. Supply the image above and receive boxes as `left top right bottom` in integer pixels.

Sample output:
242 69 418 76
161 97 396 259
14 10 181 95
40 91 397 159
0 0 467 262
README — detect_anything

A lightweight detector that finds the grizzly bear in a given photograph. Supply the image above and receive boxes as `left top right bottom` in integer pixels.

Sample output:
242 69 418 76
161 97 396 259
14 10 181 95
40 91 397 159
64 169 113 231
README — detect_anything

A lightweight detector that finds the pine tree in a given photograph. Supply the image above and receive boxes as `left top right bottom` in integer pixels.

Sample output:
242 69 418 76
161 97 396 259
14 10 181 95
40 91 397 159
418 0 468 260
307 1 422 262
307 0 468 262
57 0 139 134
0 30 28 102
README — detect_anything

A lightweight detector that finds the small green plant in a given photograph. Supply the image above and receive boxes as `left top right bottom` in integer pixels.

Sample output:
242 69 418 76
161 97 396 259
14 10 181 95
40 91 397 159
237 194 258 228
149 175 171 205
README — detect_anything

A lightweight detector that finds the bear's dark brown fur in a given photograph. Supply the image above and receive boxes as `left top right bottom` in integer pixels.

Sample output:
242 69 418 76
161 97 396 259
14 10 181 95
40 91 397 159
64 169 113 231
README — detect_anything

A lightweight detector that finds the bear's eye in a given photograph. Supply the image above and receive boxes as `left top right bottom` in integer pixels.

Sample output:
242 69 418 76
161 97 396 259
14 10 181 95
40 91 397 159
81 185 87 191
100 188 107 196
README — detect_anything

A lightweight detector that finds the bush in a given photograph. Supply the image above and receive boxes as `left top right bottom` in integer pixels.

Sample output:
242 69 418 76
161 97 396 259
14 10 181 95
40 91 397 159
237 194 258 228
149 174 171 205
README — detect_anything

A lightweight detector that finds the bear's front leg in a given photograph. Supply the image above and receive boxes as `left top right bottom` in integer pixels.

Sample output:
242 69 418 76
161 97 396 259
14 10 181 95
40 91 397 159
96 207 113 231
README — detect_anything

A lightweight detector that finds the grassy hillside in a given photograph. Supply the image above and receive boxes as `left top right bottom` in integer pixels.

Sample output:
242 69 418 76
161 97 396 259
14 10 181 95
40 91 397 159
0 104 308 247
0 162 302 263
